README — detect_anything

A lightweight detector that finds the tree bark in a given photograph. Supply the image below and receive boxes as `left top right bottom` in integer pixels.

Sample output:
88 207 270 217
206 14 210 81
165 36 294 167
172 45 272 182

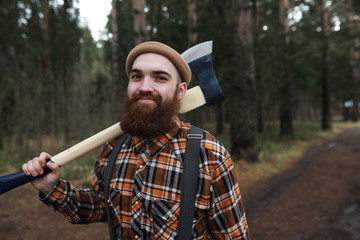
279 0 293 136
231 0 257 161
148 0 158 39
187 0 197 45
41 0 50 74
348 3 359 122
62 0 71 141
321 0 331 130
111 0 120 85
0 105 3 149
111 0 123 107
253 0 264 133
132 0 147 45
39 0 51 145
351 32 359 122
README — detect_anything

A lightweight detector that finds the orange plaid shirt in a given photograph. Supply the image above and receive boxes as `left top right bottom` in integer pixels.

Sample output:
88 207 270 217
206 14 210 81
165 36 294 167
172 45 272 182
41 116 250 239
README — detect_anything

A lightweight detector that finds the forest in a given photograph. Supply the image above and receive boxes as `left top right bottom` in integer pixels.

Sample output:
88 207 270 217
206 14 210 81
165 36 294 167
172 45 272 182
1 0 360 162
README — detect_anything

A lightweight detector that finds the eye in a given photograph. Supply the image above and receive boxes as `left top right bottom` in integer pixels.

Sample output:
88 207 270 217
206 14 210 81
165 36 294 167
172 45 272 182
130 74 141 81
156 75 168 81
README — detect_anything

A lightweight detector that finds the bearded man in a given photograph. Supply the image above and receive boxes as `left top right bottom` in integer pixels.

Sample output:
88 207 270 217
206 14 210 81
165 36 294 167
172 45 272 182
22 42 250 239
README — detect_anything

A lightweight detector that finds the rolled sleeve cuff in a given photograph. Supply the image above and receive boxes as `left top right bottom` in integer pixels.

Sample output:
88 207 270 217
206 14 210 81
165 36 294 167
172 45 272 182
38 179 68 207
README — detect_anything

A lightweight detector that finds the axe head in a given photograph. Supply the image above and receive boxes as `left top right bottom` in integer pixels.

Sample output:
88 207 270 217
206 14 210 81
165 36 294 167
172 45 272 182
181 41 224 106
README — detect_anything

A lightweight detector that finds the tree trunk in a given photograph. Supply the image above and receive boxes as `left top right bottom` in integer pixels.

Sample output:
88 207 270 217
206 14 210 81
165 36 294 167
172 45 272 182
216 103 223 135
348 8 359 122
132 0 147 45
253 0 264 133
351 34 359 122
148 0 158 39
0 105 3 149
231 0 257 162
62 0 70 141
279 0 293 136
321 0 331 130
187 0 197 45
111 0 120 87
41 0 50 74
39 0 51 146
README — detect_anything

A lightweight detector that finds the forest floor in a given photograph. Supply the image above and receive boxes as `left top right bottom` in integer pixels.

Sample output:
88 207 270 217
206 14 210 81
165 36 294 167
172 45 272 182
1 127 360 239
243 126 360 240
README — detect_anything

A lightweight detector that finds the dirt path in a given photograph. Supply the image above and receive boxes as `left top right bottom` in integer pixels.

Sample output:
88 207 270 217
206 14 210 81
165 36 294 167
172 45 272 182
1 128 360 239
0 186 109 239
243 127 360 240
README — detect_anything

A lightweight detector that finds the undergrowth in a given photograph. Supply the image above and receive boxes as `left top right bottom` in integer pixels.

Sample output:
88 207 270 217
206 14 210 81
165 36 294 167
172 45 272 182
1 117 359 190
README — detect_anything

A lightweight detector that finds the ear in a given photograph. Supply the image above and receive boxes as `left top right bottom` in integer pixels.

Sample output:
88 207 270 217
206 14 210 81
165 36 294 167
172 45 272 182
177 82 187 100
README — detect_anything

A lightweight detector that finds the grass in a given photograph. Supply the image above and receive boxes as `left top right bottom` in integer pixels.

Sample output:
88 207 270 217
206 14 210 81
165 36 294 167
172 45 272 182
1 116 359 190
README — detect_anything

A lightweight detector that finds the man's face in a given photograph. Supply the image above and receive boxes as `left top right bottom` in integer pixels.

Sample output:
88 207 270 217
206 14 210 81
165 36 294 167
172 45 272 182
127 53 187 107
120 53 187 139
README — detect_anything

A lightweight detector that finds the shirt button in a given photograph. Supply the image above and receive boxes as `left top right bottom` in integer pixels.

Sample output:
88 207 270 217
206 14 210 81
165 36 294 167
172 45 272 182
135 201 139 205
135 235 139 239
169 214 173 218
139 165 143 169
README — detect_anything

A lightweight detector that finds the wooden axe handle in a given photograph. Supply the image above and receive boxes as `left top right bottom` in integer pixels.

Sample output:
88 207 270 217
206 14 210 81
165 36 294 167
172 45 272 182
53 86 205 166
0 86 207 195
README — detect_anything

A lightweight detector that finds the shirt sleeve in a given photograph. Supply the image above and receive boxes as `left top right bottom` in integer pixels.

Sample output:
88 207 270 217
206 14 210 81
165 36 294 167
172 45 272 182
39 178 107 223
208 153 251 239
39 142 114 224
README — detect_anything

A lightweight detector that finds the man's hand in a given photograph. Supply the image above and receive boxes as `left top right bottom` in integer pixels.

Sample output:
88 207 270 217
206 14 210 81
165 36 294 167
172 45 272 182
22 152 61 195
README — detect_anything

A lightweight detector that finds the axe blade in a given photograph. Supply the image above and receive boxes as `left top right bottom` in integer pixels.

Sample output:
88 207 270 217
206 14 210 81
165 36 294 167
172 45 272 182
182 41 224 106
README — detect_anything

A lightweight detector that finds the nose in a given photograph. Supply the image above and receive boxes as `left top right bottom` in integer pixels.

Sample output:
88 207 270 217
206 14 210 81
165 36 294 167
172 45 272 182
138 77 154 93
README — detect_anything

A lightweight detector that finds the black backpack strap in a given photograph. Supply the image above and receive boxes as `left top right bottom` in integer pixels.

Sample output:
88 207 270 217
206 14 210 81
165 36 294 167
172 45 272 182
104 134 128 240
177 125 204 240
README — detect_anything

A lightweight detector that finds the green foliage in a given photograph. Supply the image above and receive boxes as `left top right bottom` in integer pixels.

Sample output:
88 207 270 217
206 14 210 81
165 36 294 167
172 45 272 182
148 0 188 50
1 0 360 160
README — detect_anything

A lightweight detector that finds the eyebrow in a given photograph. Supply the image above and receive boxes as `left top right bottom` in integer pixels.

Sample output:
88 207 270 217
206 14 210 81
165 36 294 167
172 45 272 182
130 68 172 78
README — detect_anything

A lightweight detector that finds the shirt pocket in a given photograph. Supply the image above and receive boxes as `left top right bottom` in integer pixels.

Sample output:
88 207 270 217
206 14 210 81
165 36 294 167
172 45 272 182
151 199 180 239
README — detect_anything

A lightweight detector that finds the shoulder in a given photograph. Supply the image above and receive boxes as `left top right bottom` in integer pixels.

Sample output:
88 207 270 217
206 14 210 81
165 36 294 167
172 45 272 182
94 135 132 180
200 129 231 169
99 139 117 160
178 120 229 157
201 130 228 156
99 135 132 159
180 121 231 169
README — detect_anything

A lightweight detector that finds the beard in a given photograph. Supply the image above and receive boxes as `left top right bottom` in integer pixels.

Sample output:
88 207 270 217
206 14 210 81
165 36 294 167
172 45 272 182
120 89 180 139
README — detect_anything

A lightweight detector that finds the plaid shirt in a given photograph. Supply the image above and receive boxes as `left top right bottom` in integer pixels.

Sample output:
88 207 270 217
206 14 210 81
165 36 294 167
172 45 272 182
41 116 250 239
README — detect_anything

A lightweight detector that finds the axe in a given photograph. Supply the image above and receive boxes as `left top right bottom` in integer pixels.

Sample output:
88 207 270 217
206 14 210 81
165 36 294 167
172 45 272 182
0 41 223 195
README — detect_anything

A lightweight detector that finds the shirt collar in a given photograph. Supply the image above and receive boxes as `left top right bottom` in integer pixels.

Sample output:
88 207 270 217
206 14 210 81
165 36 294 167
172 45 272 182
132 116 182 156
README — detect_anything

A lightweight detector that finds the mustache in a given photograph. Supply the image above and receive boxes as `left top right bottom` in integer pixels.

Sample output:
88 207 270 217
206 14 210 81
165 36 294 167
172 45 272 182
132 92 162 103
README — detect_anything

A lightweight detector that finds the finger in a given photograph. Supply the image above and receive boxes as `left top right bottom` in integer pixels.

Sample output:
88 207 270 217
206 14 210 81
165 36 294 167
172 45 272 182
32 157 45 175
22 163 30 176
39 152 52 160
26 158 38 177
39 152 52 167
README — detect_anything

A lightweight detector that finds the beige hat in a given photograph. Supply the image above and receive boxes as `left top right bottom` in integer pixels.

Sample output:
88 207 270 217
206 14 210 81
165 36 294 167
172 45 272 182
125 41 191 85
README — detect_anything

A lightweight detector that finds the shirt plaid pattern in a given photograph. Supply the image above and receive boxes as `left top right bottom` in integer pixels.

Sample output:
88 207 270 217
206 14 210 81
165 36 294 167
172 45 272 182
41 116 250 239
